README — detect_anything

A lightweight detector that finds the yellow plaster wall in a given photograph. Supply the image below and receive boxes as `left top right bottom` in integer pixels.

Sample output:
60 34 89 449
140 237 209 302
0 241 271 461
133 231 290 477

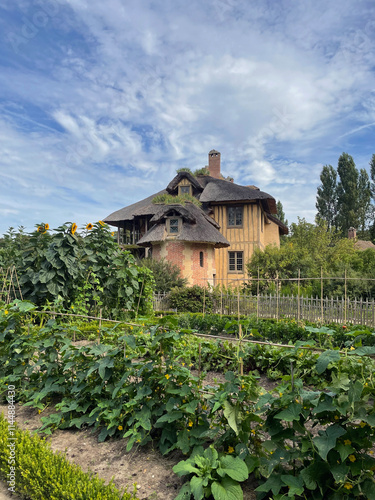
213 203 280 285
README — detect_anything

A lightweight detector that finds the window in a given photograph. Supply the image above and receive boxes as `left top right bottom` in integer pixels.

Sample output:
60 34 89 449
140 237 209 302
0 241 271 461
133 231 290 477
168 217 180 234
228 251 243 272
179 185 191 195
227 206 243 227
199 251 204 267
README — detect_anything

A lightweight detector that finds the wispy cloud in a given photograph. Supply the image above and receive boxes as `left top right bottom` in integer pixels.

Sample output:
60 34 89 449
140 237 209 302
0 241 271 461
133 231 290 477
0 0 374 235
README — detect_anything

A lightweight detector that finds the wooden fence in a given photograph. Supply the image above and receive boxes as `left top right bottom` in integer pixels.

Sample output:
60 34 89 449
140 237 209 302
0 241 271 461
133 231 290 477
153 292 375 327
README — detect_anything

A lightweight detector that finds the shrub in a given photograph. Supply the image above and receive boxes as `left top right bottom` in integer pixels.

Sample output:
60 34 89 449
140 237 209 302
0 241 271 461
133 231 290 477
140 257 187 292
169 285 213 313
0 414 138 499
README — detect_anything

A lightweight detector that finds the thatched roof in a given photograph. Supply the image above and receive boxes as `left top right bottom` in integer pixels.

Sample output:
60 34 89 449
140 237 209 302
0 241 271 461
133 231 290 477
197 176 277 213
103 189 167 227
355 240 375 251
104 174 278 226
137 202 229 248
166 171 203 194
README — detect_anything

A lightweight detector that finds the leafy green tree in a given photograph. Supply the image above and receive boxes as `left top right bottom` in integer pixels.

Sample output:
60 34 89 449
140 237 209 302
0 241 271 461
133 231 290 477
246 218 368 298
315 165 337 230
276 201 288 226
140 257 187 292
357 168 372 235
336 153 360 234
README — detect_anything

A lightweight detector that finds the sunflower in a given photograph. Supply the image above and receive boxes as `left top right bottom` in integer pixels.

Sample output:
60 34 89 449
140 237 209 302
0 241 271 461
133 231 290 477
45 223 50 230
111 232 115 236
98 220 105 226
86 223 93 230
37 226 42 232
71 223 78 235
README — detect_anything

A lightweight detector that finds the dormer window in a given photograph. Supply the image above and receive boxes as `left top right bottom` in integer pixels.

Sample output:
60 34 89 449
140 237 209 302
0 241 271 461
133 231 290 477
178 184 192 196
167 217 181 234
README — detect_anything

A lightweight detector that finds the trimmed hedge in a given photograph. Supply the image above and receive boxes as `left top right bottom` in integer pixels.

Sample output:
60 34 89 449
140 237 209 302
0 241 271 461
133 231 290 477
0 413 138 500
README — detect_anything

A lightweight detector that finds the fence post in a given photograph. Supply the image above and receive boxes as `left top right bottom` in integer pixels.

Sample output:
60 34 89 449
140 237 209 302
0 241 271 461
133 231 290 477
257 267 260 321
297 269 300 323
321 267 324 324
203 287 206 317
344 269 347 325
276 272 279 321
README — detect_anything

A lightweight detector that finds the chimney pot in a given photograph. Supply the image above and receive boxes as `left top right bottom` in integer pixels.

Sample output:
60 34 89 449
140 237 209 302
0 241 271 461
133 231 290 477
348 227 357 240
208 149 221 179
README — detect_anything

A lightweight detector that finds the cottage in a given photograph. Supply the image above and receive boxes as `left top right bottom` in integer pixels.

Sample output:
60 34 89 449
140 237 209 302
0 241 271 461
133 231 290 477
103 150 288 286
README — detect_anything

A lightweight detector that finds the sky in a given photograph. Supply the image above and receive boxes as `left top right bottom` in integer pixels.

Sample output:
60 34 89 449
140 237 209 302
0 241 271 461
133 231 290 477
0 0 375 237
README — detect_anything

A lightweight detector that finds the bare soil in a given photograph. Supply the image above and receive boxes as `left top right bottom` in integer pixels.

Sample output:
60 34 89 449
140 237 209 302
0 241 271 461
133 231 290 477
0 373 278 500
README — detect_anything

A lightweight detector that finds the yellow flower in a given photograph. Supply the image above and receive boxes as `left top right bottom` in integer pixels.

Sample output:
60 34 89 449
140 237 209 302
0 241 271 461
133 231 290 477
241 385 245 389
71 223 78 235
279 392 283 397
45 223 49 230
111 232 115 236
181 362 185 366
344 483 353 490
118 425 123 431
228 446 234 454
350 346 355 351
4 310 9 315
165 374 170 380
334 415 339 420
38 409 42 414
348 455 356 462
98 220 105 226
251 429 256 435
344 439 351 446
360 421 366 428
37 226 42 232
188 420 193 427
86 223 93 230
182 400 186 404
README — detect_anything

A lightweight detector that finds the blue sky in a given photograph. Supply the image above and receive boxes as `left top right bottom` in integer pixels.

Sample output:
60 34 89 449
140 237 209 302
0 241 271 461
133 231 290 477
0 0 375 237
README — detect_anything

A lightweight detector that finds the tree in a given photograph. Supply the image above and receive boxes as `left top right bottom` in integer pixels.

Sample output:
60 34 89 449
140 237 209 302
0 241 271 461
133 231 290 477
315 165 337 230
139 257 187 292
276 200 288 226
336 153 360 234
357 168 371 235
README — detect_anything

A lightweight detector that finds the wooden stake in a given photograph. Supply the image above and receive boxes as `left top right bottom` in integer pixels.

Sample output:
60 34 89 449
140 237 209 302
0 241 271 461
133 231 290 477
321 267 324 324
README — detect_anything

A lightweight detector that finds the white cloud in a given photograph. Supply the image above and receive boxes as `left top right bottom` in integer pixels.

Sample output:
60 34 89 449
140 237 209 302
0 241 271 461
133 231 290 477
0 0 374 235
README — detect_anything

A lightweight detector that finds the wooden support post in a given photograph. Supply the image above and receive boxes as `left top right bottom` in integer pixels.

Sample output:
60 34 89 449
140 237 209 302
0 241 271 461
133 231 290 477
257 267 260 321
321 267 324 324
98 308 102 344
344 269 347 325
203 287 206 317
297 269 300 323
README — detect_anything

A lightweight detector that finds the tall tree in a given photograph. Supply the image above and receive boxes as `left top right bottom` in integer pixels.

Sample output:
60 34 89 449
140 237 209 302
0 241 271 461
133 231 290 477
336 153 359 235
357 168 372 235
316 165 337 230
276 200 288 226
369 154 375 241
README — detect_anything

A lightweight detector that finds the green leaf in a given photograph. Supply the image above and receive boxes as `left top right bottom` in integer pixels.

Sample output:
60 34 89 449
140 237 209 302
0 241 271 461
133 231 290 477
275 402 302 422
223 400 239 435
174 483 192 500
173 460 200 477
313 424 346 461
255 474 283 495
211 477 243 500
300 464 318 490
316 350 341 374
330 463 349 483
190 475 204 500
349 346 375 356
336 442 355 462
362 479 375 500
281 475 304 496
156 411 182 424
219 456 248 482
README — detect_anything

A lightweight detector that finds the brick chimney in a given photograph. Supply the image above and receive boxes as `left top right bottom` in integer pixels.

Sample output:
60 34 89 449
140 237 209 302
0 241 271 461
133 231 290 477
348 227 357 240
208 150 221 179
